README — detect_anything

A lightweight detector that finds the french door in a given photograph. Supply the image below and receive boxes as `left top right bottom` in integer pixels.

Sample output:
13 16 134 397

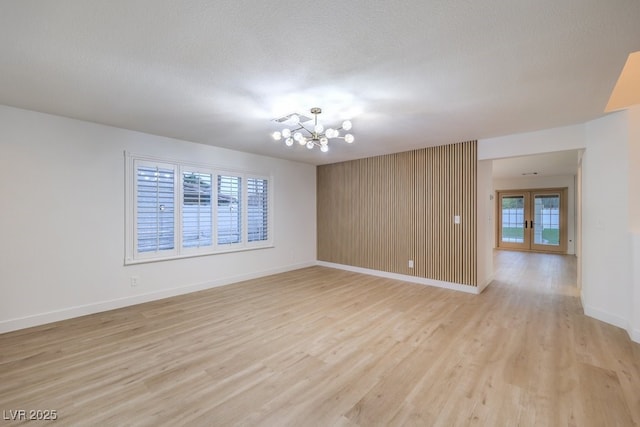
497 188 567 253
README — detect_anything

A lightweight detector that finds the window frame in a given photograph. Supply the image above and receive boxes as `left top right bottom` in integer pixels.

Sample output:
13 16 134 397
125 152 274 265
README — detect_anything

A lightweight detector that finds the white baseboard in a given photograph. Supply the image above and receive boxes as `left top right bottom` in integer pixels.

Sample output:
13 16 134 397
477 273 495 293
0 261 315 334
315 261 480 294
582 304 627 329
582 304 640 344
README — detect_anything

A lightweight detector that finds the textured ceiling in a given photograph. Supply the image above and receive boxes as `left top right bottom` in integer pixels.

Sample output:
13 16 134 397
1 1 639 165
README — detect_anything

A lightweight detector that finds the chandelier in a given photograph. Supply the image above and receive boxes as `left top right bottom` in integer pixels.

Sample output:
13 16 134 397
271 107 354 153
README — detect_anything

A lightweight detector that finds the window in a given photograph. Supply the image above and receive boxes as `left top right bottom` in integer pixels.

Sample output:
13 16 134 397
125 154 272 264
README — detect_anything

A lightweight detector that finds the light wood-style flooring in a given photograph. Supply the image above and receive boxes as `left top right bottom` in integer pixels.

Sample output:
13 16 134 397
1 251 639 426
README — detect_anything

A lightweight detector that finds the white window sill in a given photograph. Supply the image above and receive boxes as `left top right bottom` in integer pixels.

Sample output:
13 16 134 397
124 243 274 265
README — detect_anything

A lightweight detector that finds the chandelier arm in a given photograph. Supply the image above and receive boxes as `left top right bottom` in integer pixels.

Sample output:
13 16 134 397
296 123 314 135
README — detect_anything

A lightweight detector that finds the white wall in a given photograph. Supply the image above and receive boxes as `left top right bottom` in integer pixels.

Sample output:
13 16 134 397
479 123 586 160
632 233 640 342
493 175 577 255
576 153 583 289
581 111 632 333
627 105 640 342
0 105 317 333
629 105 640 234
476 160 494 292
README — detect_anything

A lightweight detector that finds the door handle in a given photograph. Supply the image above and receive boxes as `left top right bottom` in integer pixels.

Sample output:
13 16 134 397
524 220 528 229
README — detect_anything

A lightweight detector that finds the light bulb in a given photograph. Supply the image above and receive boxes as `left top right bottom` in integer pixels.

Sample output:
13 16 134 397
306 141 314 149
282 128 291 138
314 123 324 133
345 134 354 143
285 137 294 146
326 128 336 138
272 131 282 141
290 114 300 124
320 144 329 153
320 137 328 145
299 137 307 146
342 120 352 131
293 132 303 141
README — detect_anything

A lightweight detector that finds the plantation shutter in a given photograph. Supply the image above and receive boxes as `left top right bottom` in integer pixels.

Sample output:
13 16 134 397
247 178 269 242
217 175 242 245
182 171 213 248
136 163 176 253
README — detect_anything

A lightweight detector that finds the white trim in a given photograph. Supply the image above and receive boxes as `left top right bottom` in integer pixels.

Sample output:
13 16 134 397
123 244 275 265
477 273 495 293
316 261 481 295
124 151 274 264
582 304 628 330
582 287 640 343
0 261 315 334
582 304 640 343
124 150 272 177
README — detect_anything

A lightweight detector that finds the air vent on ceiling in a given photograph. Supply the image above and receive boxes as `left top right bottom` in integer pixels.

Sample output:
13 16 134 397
273 113 312 123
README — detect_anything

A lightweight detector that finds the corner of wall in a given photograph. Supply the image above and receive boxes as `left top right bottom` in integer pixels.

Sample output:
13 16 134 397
477 273 495 293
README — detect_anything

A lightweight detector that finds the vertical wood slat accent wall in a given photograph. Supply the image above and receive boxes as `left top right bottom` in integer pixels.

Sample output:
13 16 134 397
317 140 478 286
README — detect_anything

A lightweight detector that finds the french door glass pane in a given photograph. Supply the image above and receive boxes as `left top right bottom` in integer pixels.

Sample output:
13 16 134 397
501 196 525 243
533 195 560 246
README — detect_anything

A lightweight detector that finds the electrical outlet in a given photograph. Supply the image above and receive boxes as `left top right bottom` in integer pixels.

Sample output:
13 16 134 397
130 276 139 287
408 260 414 269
